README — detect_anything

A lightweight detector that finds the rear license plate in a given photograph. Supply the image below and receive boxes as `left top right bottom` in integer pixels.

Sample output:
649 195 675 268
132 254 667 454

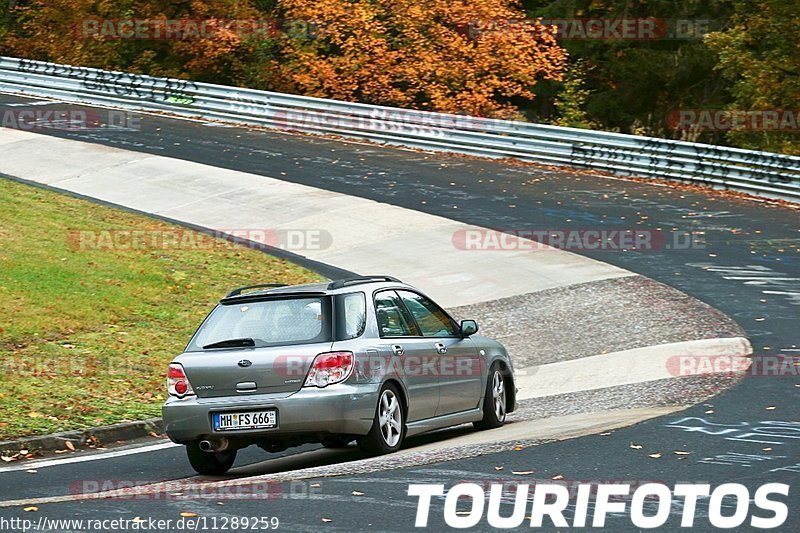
213 410 277 431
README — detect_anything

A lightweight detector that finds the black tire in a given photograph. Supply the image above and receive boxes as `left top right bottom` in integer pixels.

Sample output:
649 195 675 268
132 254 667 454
186 443 237 475
474 363 507 430
321 436 352 449
357 383 405 455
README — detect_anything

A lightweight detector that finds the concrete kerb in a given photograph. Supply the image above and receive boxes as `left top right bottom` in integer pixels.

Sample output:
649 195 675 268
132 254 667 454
0 418 163 456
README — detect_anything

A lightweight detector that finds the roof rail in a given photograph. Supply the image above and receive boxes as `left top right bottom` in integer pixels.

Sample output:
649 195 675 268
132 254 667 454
226 283 288 298
327 276 402 291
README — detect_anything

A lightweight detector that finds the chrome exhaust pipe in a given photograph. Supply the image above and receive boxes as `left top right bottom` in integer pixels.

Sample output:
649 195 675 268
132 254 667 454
199 438 229 453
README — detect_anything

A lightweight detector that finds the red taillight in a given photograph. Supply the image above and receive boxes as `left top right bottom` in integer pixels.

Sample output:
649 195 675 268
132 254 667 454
167 363 195 398
174 380 188 395
168 365 185 379
304 351 354 388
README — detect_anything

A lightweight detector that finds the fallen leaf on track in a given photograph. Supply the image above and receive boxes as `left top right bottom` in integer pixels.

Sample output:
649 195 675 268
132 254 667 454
180 512 198 517
23 507 38 512
511 470 534 475
766 406 777 410
321 518 333 523
630 443 643 450
494 466 504 471
351 491 364 496
649 453 663 459
552 474 564 480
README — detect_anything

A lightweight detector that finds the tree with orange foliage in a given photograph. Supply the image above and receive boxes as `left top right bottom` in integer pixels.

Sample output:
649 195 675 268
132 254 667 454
272 0 567 118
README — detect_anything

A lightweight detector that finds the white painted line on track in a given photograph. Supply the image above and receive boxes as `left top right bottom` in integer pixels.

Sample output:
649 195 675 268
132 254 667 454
0 441 179 473
0 97 59 107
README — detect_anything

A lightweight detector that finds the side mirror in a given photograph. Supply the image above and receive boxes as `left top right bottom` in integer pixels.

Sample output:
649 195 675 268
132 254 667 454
460 320 479 337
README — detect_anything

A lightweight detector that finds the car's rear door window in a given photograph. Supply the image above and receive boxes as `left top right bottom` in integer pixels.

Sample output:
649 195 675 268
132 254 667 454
335 292 367 340
396 290 458 337
374 290 420 337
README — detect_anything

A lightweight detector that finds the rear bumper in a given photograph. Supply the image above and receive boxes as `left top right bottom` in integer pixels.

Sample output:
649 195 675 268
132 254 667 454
162 383 378 443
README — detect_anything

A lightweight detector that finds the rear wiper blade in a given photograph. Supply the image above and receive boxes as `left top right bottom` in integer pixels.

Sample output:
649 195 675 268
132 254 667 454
202 338 256 350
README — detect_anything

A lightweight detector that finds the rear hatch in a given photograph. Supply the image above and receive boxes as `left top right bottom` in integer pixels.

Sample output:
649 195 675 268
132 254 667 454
177 343 332 398
178 294 333 397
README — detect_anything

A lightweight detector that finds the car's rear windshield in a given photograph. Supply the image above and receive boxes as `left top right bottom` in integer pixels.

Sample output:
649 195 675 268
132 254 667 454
188 296 333 351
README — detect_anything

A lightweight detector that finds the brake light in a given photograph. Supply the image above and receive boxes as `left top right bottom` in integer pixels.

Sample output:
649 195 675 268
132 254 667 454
167 363 195 398
304 351 354 388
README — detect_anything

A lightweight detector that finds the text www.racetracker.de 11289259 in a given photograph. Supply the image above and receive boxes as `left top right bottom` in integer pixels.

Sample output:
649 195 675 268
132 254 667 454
0 515 280 532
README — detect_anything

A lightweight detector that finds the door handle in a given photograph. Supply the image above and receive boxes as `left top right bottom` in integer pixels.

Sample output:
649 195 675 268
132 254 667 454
392 345 404 356
435 343 447 354
236 381 257 393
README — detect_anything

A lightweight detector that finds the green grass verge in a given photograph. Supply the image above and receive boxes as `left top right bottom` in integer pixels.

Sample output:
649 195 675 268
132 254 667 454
0 178 322 440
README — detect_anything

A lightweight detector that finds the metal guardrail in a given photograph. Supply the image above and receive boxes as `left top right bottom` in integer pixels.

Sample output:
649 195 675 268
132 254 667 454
1 56 798 202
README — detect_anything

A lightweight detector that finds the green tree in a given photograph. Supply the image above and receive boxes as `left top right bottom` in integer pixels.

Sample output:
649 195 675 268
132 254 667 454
705 0 800 154
523 0 734 144
550 59 597 128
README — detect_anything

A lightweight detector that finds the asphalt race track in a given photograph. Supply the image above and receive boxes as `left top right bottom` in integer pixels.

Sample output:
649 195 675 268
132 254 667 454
0 94 798 531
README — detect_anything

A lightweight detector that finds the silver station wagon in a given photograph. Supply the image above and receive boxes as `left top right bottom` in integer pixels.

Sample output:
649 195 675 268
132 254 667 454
163 276 516 475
